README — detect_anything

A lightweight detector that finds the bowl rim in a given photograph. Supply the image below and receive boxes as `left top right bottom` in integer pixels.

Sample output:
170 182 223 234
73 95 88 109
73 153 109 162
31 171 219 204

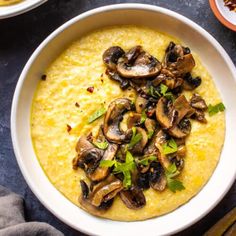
0 0 47 19
11 3 236 235
209 0 236 31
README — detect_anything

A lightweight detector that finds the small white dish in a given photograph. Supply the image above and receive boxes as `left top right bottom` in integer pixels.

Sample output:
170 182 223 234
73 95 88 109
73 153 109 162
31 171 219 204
0 0 47 19
11 4 236 236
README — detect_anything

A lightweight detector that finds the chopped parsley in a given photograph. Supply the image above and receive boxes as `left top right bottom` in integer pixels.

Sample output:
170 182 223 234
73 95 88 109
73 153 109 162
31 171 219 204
137 155 157 166
99 151 136 189
165 163 185 193
208 102 225 116
162 138 178 155
88 106 106 123
160 84 174 101
93 140 108 149
128 127 142 149
140 110 147 124
147 130 154 139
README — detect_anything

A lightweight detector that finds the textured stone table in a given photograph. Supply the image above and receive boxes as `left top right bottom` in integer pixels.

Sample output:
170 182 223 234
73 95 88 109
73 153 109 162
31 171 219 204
0 0 235 235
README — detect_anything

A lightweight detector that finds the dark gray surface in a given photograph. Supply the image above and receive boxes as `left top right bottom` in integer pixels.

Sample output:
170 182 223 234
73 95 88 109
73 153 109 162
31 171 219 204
0 0 235 235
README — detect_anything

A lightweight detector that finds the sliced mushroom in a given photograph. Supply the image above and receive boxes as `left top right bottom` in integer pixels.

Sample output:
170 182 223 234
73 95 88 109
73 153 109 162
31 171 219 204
183 73 202 90
79 178 119 216
191 109 207 123
75 135 94 153
89 143 118 182
131 127 148 154
137 171 150 190
106 69 129 90
103 98 133 144
119 186 146 209
103 46 125 70
172 54 195 76
90 175 123 207
167 144 186 171
127 112 141 129
168 118 191 138
190 93 207 110
149 162 167 191
135 95 148 113
144 118 157 134
173 95 195 124
156 97 176 129
117 46 162 78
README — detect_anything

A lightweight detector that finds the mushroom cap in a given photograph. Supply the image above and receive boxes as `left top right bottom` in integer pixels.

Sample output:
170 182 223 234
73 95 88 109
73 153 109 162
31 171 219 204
89 143 118 182
190 93 208 110
103 98 133 144
130 127 148 155
90 175 123 207
156 97 176 129
117 46 162 79
168 118 191 138
119 186 146 209
103 46 125 70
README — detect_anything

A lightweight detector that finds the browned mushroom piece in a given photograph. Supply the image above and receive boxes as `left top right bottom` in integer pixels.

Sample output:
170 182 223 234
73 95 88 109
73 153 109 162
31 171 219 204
172 54 195 76
135 95 148 113
144 118 157 134
90 175 123 207
103 46 125 70
106 69 130 90
103 98 133 144
89 143 118 182
127 112 141 129
149 162 167 191
119 186 146 209
182 73 202 90
75 135 94 153
79 176 122 215
167 144 186 171
131 127 148 154
173 95 195 123
117 46 162 78
156 97 176 129
190 94 208 110
168 118 191 138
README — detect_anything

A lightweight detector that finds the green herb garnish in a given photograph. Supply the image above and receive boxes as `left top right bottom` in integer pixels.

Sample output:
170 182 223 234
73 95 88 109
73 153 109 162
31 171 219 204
140 110 147 124
99 151 136 189
148 86 161 98
88 106 106 123
160 84 174 101
165 163 185 193
128 127 142 149
162 138 178 155
208 102 225 116
137 155 157 166
93 140 108 149
147 130 154 139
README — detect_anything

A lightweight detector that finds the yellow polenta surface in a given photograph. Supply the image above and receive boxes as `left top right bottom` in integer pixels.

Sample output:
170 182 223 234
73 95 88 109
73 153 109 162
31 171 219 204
31 26 225 221
0 0 22 6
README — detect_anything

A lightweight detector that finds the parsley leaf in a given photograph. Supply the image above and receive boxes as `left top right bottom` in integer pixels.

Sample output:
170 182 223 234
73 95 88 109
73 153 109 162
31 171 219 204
99 151 136 189
99 160 116 167
137 155 157 166
162 138 178 155
88 106 106 123
93 140 108 149
208 102 225 116
147 130 154 139
167 179 185 193
128 127 142 149
148 86 161 98
165 163 185 193
140 110 147 124
160 84 174 101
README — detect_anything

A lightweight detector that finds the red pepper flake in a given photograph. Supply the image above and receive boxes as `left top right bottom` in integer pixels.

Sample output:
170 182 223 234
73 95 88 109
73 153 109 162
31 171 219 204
101 79 104 83
66 124 72 133
41 74 47 81
87 86 94 93
75 102 80 108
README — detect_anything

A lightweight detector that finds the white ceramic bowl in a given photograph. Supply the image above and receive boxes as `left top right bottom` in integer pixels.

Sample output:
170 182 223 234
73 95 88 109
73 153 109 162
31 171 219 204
11 4 236 236
0 0 47 19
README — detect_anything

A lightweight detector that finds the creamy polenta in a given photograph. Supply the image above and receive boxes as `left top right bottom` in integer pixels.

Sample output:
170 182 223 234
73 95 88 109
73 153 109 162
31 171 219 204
31 26 225 221
0 0 22 6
